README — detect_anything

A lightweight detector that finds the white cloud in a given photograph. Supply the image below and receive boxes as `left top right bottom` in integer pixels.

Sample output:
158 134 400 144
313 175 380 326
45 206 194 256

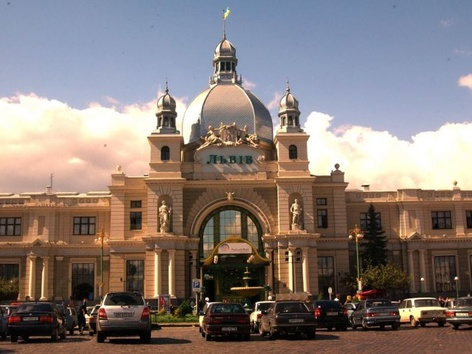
458 74 472 91
304 112 472 190
1 94 471 193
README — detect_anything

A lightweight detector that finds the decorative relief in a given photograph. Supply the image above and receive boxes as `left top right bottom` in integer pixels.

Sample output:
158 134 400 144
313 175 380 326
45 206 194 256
197 122 259 150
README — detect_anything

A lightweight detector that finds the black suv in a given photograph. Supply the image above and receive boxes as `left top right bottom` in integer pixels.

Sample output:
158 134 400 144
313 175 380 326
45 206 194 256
313 300 349 331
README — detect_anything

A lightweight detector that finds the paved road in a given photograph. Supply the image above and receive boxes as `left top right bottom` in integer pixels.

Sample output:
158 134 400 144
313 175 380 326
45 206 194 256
1 324 472 354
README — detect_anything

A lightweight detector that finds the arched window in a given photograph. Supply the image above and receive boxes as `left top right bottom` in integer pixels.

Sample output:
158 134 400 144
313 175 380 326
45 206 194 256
199 206 263 258
289 145 298 159
161 146 170 161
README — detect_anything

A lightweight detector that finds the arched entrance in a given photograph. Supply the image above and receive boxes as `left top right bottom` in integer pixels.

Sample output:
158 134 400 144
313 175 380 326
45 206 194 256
198 206 270 303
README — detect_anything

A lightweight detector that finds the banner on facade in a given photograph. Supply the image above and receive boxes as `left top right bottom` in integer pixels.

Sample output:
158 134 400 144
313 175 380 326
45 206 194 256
218 242 252 254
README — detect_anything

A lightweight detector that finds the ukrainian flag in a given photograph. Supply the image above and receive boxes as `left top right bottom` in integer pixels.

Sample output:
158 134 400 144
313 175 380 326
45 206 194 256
223 7 230 20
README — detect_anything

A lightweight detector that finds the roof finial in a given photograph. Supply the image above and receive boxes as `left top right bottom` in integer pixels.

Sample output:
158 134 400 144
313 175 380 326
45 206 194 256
286 79 291 93
165 78 169 94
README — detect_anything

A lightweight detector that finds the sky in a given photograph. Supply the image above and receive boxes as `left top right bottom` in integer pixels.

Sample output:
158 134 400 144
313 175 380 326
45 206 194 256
0 0 471 193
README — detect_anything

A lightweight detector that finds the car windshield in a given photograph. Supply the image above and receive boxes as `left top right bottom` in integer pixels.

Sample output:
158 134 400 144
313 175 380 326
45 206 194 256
258 303 273 311
456 298 472 307
103 293 144 306
414 299 439 307
210 304 245 314
276 302 309 313
17 303 53 312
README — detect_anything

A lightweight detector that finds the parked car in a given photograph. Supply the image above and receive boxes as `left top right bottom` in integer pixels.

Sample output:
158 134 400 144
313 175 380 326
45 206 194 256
445 296 472 330
96 291 152 343
398 297 446 327
343 302 357 320
259 300 316 339
57 304 78 335
313 300 349 331
350 298 400 330
249 300 274 332
7 302 67 342
198 302 216 336
88 304 101 336
201 302 250 341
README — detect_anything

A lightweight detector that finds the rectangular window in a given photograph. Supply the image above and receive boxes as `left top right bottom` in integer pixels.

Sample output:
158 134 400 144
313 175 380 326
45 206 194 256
466 211 472 229
130 212 142 230
126 260 144 293
431 211 452 229
0 217 21 236
130 201 142 208
316 198 327 206
73 217 96 235
0 263 20 280
434 256 457 291
360 212 382 230
318 256 335 296
317 209 328 228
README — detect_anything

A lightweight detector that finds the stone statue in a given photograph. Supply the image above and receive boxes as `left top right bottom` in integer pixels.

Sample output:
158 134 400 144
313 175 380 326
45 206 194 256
290 199 302 228
159 200 171 233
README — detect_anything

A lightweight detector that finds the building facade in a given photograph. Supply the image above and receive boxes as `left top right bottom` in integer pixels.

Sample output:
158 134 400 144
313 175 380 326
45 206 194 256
1 33 472 305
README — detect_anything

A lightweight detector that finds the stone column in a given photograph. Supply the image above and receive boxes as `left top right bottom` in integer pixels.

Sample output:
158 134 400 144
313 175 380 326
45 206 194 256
301 247 310 292
28 254 37 300
40 256 50 300
265 248 274 295
287 248 294 292
168 249 176 296
408 250 415 293
154 249 162 297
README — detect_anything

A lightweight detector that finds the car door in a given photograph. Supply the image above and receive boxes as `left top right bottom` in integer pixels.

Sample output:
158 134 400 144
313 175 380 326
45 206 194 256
351 301 364 325
398 300 411 322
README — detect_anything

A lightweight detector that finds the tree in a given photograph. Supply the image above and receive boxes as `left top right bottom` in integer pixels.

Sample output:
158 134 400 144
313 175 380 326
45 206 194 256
362 263 411 299
361 203 388 267
0 277 19 301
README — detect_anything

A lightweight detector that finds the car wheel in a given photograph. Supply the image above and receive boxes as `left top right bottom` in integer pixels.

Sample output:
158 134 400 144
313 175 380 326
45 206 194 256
10 335 18 343
97 332 106 343
361 318 369 330
259 324 266 337
438 321 446 327
140 331 152 344
205 333 211 341
69 327 74 335
410 317 419 327
60 328 66 340
327 326 333 331
392 323 399 330
51 327 58 341
243 333 250 341
306 329 315 340
268 325 277 340
452 324 460 330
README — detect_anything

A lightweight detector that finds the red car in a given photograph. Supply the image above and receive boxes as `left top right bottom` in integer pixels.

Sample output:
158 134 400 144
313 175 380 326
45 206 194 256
201 302 250 341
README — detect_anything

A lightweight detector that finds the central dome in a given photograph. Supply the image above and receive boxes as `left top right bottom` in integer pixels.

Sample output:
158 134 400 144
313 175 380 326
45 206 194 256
182 36 273 144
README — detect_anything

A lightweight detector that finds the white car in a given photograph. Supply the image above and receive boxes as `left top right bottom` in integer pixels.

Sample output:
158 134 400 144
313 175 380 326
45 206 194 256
398 297 446 327
249 300 274 332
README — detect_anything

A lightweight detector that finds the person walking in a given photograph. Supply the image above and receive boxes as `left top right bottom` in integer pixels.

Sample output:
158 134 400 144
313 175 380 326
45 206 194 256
78 298 87 335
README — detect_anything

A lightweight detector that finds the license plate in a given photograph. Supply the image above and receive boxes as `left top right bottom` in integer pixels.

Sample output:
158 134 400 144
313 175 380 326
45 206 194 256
456 313 469 317
327 312 338 316
115 312 134 318
222 327 237 331
289 318 304 323
23 317 38 321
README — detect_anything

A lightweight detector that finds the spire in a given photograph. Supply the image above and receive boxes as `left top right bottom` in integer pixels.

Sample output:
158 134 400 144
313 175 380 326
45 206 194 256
278 82 302 133
154 82 179 134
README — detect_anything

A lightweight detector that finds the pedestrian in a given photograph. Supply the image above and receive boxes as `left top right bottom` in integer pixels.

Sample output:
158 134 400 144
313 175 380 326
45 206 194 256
78 297 87 334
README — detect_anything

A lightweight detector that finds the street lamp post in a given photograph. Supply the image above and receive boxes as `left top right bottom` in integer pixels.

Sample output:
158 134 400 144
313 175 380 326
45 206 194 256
420 277 425 293
348 225 364 293
95 229 108 299
454 276 459 299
